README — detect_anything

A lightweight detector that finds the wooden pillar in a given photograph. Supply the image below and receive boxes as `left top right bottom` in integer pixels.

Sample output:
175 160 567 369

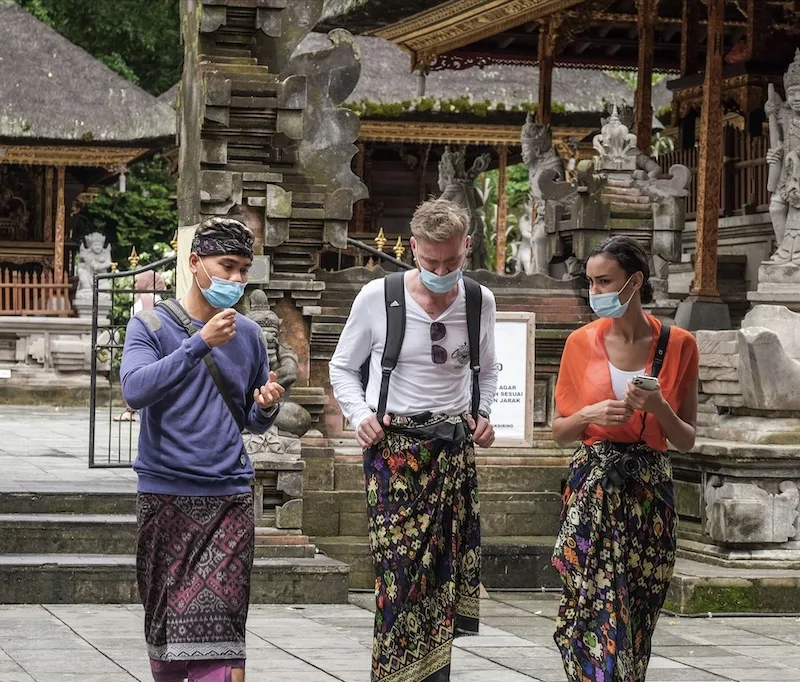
691 0 724 300
537 19 553 126
634 0 657 153
353 142 366 233
746 0 768 62
54 165 66 282
680 0 699 76
495 144 508 274
44 166 54 244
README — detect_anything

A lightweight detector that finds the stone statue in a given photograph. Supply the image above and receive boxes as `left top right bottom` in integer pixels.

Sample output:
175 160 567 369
765 49 800 267
437 146 491 270
249 289 298 390
75 232 112 298
243 289 311 462
520 115 566 275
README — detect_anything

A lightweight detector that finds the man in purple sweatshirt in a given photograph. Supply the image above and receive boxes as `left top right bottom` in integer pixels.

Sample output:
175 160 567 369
121 217 283 682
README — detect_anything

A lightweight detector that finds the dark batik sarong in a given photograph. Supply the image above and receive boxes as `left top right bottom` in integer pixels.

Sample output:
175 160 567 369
364 413 481 682
136 493 255 662
552 442 677 682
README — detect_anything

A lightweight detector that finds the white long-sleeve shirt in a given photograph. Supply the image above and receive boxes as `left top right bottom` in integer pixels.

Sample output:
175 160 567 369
329 274 499 431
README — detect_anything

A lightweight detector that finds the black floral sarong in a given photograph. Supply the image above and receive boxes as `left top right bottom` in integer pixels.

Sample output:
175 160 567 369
364 413 481 682
552 441 677 682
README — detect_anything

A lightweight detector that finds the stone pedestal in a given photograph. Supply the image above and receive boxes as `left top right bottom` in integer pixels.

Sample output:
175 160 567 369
675 296 731 331
73 293 111 324
748 263 800 311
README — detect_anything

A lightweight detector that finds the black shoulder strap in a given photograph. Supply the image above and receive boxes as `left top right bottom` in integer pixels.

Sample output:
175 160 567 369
157 299 243 430
638 322 671 441
377 272 406 421
650 323 671 379
463 276 483 420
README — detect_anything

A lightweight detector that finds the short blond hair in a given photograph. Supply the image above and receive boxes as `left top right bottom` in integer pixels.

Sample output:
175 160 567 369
410 199 470 242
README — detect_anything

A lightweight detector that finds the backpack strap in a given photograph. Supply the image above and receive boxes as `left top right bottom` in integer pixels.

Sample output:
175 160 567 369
156 298 244 431
376 272 406 421
638 322 671 442
463 276 483 421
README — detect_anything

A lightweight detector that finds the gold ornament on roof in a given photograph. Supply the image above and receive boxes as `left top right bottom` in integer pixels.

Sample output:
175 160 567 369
375 228 387 252
128 247 140 270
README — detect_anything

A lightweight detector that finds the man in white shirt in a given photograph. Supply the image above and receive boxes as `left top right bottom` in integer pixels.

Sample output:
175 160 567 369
330 199 498 682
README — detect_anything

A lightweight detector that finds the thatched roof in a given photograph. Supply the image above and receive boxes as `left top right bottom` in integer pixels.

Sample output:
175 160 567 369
296 33 637 113
0 0 176 145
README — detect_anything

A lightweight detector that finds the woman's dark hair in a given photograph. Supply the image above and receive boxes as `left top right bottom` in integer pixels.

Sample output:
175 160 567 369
588 236 653 304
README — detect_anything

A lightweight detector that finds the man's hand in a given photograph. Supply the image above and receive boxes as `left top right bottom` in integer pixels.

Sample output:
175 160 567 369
357 413 391 449
624 382 667 415
466 414 495 448
200 308 237 348
580 399 634 427
254 371 285 410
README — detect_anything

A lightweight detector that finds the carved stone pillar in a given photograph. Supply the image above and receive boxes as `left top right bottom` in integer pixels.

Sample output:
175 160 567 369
495 144 508 274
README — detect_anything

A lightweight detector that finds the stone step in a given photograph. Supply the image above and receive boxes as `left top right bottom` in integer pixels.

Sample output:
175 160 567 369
668 557 800 614
313 536 561 590
0 554 349 604
0 492 137 515
303 490 562 538
328 460 570 494
0 514 137 554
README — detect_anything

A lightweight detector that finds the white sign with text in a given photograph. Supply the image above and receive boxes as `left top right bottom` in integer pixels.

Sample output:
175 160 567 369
491 312 536 446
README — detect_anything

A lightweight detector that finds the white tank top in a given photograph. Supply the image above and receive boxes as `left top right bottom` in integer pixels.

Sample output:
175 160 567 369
608 362 644 400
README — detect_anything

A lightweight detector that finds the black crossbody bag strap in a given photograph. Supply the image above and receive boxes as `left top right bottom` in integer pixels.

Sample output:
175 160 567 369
463 276 483 421
638 322 671 441
157 299 244 430
377 273 406 421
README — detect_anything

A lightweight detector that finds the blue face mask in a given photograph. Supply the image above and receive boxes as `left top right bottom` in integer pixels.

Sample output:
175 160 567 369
197 259 246 309
419 267 463 294
589 274 636 319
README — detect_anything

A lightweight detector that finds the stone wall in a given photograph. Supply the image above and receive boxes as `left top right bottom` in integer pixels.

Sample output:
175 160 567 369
0 317 99 404
696 329 743 414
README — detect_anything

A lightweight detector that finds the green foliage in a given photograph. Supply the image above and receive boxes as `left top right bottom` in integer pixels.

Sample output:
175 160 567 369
344 98 567 119
476 164 529 273
15 0 181 95
651 132 675 158
73 155 178 265
604 70 670 90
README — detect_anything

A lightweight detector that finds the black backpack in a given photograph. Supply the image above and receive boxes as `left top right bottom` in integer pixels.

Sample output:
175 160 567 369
359 271 483 421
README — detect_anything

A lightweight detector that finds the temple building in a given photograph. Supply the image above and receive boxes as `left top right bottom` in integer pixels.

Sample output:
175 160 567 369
0 0 175 317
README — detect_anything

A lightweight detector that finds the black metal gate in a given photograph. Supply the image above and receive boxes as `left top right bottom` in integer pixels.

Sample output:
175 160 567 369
89 255 177 467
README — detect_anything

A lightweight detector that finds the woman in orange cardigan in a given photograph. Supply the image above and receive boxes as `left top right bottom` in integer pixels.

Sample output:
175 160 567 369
551 236 699 682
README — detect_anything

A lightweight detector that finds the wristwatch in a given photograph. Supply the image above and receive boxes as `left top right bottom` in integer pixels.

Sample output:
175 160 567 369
260 402 282 420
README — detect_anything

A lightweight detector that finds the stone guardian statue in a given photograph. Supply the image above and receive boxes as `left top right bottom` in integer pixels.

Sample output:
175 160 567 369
765 49 800 267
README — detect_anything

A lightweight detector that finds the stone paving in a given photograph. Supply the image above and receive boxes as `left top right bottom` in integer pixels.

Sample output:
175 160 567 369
2 593 800 682
4 407 800 680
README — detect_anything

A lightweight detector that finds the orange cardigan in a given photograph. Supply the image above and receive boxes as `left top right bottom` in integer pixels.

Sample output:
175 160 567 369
555 315 699 451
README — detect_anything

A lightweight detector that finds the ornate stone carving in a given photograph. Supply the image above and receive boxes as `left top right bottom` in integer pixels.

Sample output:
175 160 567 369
437 146 490 270
593 105 639 170
705 476 800 545
243 289 311 462
519 115 568 276
764 50 800 269
74 233 111 300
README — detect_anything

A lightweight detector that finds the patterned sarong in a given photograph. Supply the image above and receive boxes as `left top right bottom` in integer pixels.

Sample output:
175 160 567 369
364 413 481 682
552 441 677 682
136 493 255 661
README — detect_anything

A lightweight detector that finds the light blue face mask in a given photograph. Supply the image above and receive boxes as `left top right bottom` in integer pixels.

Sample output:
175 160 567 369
197 259 246 309
589 274 636 319
419 267 463 294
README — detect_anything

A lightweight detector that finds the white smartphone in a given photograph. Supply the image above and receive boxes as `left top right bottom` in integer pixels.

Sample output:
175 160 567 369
632 375 659 391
